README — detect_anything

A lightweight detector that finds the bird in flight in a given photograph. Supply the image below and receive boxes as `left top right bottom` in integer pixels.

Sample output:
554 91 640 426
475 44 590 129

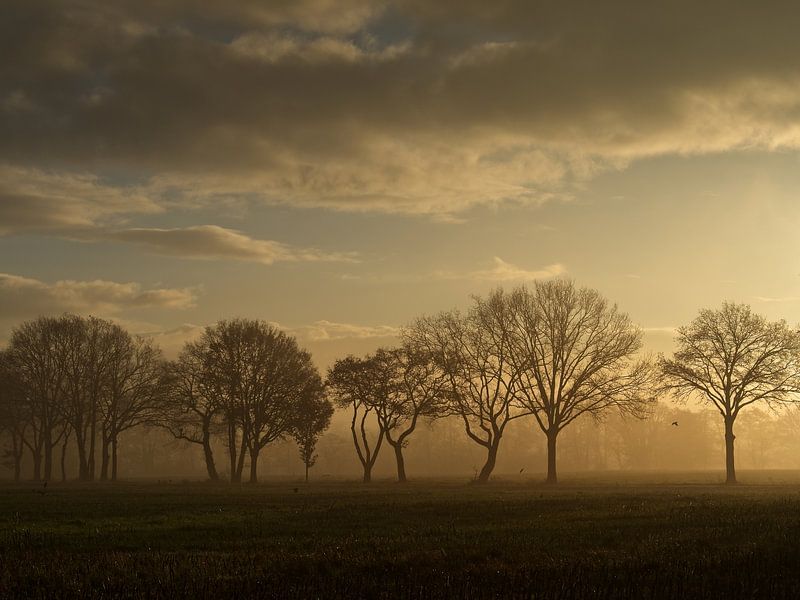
671 421 679 426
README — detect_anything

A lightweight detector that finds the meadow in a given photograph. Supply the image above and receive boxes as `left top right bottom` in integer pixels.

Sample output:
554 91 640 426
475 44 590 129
2 473 800 598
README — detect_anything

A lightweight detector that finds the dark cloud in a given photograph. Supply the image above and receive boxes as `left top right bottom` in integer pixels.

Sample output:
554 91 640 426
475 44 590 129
106 225 358 264
2 1 800 216
0 272 196 320
0 166 160 234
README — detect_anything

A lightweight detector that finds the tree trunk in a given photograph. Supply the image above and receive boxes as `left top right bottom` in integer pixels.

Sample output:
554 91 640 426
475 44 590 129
227 420 240 483
43 434 53 482
88 410 97 481
362 463 372 483
546 430 558 484
477 441 499 483
60 435 69 482
13 440 22 482
100 432 110 481
393 443 407 483
249 448 259 483
11 434 22 482
305 461 309 483
32 445 42 482
111 435 119 482
236 435 248 483
724 417 736 484
76 431 89 481
202 427 219 481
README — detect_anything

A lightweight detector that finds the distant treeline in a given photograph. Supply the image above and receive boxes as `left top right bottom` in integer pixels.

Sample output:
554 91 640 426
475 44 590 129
2 279 800 485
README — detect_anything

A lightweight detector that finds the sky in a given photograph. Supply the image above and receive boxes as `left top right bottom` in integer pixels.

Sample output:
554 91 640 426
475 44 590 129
2 0 800 368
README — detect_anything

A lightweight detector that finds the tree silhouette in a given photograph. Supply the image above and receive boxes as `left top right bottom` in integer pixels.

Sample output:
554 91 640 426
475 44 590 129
327 354 392 483
160 345 223 481
407 290 527 483
0 350 27 481
291 391 333 483
100 332 166 481
192 319 322 483
7 316 72 481
661 302 800 484
378 346 451 483
507 281 655 484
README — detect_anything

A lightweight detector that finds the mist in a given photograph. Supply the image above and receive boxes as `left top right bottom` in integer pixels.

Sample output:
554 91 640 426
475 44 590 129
5 1 800 597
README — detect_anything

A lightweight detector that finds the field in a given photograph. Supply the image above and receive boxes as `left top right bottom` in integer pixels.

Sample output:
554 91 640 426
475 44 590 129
2 473 800 598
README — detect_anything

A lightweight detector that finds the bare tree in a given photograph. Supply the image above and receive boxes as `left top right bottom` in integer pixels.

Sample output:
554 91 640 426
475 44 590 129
378 346 451 482
5 315 170 483
661 302 800 484
191 319 322 483
327 354 391 483
406 290 528 483
100 331 166 481
199 320 252 483
160 346 222 481
59 316 118 481
7 316 71 481
242 326 322 484
507 281 655 484
0 350 28 481
57 422 71 482
291 391 334 483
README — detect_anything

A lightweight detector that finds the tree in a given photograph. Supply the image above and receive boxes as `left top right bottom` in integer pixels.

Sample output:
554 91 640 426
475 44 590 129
661 302 800 484
406 290 527 483
100 331 166 481
291 391 333 482
191 319 322 483
199 322 249 482
378 346 451 482
0 350 28 481
244 329 323 484
6 315 169 482
507 281 655 484
59 316 118 481
327 354 391 483
7 316 71 481
159 346 223 481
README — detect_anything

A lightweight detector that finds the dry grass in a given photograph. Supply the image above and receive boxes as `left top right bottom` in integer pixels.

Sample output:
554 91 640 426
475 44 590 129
2 474 800 598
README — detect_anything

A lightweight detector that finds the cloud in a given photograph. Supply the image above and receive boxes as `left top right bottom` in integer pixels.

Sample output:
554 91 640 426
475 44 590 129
141 323 206 359
231 32 410 64
296 320 400 341
0 166 356 264
0 272 196 320
642 326 678 334
136 320 399 359
471 258 566 282
148 319 399 346
106 225 358 264
0 165 160 234
122 0 383 34
436 257 566 282
4 1 800 217
754 296 800 303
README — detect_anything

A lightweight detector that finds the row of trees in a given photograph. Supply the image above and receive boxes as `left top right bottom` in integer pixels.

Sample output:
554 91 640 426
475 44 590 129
0 317 333 483
0 316 164 482
160 319 332 483
329 281 657 484
327 281 800 485
2 279 800 485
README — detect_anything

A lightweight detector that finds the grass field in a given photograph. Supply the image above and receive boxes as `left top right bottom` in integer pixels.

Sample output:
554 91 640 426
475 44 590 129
2 473 800 598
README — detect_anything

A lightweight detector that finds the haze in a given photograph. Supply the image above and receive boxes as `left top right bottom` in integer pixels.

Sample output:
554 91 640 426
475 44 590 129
3 0 800 480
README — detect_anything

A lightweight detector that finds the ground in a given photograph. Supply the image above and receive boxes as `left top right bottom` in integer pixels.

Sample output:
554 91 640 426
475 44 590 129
2 472 800 598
